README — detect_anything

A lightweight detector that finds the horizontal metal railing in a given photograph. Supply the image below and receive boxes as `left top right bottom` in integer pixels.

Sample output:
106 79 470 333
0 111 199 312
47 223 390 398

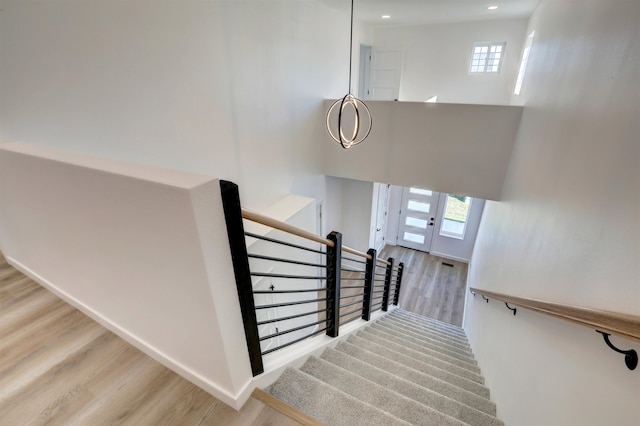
220 180 404 376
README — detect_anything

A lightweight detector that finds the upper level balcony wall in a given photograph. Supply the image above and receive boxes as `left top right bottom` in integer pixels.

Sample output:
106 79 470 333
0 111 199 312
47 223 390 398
322 100 523 201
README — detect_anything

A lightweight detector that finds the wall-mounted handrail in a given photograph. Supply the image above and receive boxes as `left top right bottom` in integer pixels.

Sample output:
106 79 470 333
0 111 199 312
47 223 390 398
469 287 640 343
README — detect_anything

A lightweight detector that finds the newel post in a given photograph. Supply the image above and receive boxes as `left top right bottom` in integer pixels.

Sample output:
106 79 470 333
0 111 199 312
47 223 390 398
326 231 342 338
219 180 264 377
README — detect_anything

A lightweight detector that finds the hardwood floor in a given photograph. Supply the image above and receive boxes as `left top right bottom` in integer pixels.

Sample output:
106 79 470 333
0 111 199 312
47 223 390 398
378 245 468 327
0 252 300 426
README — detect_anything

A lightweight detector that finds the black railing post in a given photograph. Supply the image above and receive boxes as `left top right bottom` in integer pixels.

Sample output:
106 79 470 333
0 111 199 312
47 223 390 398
361 248 377 321
393 262 404 305
219 180 264 376
326 231 342 338
382 257 394 311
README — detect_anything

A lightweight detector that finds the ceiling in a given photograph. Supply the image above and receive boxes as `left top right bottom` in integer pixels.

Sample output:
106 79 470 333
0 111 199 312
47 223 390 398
317 0 540 27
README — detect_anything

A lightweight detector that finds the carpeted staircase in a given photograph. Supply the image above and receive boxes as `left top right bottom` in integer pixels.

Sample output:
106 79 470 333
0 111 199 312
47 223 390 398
266 309 502 426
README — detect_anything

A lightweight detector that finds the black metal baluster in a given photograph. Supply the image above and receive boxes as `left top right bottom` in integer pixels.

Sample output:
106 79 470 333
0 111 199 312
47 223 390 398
326 231 342 337
219 180 263 376
393 262 404 305
361 248 377 321
382 257 394 311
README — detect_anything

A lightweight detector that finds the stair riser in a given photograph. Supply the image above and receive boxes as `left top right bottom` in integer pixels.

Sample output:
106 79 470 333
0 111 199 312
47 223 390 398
327 346 497 417
358 330 481 374
302 356 474 426
384 315 470 343
379 317 472 349
373 322 472 357
369 324 476 362
347 334 485 385
268 368 412 426
390 311 468 337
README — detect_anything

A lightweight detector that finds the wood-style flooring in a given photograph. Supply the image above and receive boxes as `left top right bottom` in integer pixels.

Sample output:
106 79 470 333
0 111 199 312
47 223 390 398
0 251 300 426
378 245 468 327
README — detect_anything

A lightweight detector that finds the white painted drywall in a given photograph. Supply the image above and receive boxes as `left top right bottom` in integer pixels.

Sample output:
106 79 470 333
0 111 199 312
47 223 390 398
465 1 640 425
322 100 523 201
0 143 252 408
373 18 528 105
0 0 371 214
337 178 375 251
430 195 485 263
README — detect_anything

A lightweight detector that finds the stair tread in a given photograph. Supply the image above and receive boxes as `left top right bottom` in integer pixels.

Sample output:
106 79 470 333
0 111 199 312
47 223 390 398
326 346 497 418
301 356 474 426
367 325 476 363
267 367 412 426
383 315 470 343
379 317 472 348
335 341 492 404
347 334 485 385
390 310 468 336
372 321 472 355
357 330 482 374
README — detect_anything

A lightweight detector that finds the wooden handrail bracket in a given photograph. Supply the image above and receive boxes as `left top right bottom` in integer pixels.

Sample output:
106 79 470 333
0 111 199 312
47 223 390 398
470 287 640 343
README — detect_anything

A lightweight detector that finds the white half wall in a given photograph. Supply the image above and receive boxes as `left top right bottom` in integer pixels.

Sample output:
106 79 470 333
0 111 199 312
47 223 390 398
322 100 523 201
373 18 528 105
0 142 252 409
464 1 640 424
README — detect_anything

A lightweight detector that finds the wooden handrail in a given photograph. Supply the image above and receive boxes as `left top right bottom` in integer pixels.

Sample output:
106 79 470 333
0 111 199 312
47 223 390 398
241 208 393 265
242 209 334 247
470 287 640 343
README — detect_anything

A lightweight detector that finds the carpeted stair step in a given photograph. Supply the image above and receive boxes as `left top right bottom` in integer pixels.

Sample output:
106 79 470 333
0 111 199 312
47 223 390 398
335 341 492 405
377 318 472 352
366 324 476 364
381 315 471 346
346 334 485 385
390 310 467 338
323 346 498 419
356 330 481 374
300 356 470 426
267 367 412 426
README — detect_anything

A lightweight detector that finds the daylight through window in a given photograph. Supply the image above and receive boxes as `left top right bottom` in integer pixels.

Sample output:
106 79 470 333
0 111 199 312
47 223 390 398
470 42 506 73
440 194 472 239
514 31 535 95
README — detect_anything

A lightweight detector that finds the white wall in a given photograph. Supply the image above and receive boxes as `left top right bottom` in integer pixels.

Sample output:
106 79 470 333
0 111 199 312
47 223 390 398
465 1 640 425
0 0 364 214
0 143 252 409
373 18 528 105
322 100 523 201
337 178 374 251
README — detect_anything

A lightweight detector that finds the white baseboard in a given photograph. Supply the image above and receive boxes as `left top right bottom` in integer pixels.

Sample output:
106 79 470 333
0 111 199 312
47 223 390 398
429 251 470 264
7 256 251 410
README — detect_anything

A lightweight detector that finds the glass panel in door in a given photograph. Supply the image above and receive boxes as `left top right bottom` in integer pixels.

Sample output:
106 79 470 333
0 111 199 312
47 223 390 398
397 187 440 252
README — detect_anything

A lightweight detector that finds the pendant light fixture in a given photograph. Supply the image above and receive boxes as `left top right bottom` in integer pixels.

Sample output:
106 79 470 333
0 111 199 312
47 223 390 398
326 0 372 149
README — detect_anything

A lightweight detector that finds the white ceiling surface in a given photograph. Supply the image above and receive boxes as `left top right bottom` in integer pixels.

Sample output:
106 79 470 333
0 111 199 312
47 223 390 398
318 0 540 26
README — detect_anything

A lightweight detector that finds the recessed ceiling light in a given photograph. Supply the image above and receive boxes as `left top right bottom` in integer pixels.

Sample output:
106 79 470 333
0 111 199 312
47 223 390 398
382 15 391 19
488 5 499 10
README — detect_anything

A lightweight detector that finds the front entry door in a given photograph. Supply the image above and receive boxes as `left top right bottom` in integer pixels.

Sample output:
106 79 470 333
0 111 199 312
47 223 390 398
397 187 440 252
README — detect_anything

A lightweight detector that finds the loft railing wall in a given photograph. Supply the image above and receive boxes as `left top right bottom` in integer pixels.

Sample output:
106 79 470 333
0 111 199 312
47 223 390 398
220 180 404 376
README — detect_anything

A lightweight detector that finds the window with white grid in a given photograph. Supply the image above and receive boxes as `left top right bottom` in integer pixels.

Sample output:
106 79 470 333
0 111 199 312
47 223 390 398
469 42 506 73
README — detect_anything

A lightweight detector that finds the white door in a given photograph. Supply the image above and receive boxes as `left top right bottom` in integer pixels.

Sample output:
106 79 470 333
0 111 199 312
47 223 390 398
371 183 390 252
369 48 402 101
396 187 440 252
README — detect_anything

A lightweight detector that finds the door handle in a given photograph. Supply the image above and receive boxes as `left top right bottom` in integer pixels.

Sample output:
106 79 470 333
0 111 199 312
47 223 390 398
428 222 434 226
376 228 381 232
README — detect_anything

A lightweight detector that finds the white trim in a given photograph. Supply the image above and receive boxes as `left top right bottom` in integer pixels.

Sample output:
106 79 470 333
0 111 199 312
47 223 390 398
429 251 470 264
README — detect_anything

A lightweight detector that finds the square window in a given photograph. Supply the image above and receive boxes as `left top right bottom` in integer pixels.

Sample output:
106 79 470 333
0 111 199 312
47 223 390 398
470 42 506 73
